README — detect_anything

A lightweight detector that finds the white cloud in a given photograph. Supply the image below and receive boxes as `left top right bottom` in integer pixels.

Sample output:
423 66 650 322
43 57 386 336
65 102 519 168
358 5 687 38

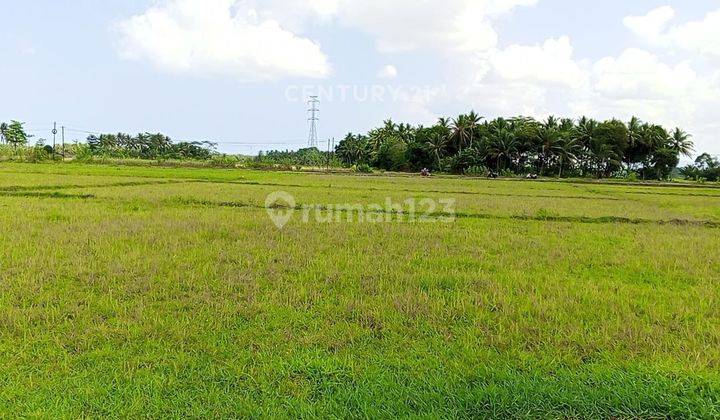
115 0 331 81
377 65 398 79
592 48 696 99
623 6 675 40
329 0 537 53
624 6 720 58
459 80 552 119
488 36 587 88
568 49 719 156
668 9 720 58
455 33 719 155
453 36 586 120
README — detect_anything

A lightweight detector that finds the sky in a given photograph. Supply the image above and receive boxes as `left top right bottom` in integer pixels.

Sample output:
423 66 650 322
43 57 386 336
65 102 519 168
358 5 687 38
1 0 719 157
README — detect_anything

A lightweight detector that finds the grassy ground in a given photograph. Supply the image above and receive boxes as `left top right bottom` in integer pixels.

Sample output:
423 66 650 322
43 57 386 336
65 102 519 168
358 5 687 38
0 162 718 417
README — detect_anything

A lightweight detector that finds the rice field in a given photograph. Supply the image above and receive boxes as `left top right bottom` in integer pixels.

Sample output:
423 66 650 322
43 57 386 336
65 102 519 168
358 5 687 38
0 163 719 417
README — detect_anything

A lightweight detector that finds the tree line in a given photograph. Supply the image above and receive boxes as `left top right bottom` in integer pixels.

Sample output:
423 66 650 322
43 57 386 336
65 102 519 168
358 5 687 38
3 117 716 182
84 133 216 160
0 121 217 161
680 154 720 182
335 114 696 179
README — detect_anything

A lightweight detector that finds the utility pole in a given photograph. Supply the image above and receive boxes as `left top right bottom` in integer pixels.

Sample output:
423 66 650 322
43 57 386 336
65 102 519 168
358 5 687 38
308 96 319 148
326 137 331 172
61 126 65 159
52 122 57 158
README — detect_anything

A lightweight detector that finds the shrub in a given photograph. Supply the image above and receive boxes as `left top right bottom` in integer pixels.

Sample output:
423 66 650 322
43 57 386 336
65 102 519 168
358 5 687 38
625 172 639 182
463 165 488 176
354 163 373 173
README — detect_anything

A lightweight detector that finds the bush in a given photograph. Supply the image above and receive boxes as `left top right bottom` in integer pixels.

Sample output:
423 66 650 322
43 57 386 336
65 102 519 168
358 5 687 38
210 154 241 168
625 172 639 182
463 165 488 176
354 163 373 173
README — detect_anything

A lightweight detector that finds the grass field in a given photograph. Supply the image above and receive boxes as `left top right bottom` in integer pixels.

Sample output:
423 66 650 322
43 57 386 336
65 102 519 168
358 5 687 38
0 163 719 417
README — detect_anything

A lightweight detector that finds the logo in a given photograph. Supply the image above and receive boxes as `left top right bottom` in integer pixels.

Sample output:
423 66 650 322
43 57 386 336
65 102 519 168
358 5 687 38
264 191 456 229
265 191 296 229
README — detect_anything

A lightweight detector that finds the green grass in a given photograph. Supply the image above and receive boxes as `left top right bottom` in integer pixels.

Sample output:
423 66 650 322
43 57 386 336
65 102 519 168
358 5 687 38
0 162 719 417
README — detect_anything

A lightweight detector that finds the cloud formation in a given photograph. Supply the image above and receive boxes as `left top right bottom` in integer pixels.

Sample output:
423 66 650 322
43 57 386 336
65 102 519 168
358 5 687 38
624 6 720 58
115 0 331 81
329 0 538 53
377 65 398 79
488 36 586 88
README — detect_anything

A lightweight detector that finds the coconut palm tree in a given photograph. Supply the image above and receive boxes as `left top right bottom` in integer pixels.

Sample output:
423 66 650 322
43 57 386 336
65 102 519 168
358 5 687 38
488 128 518 172
592 143 622 178
437 117 450 131
669 128 694 158
556 137 582 177
544 115 559 130
451 114 471 151
627 116 642 148
425 133 448 168
466 111 483 149
536 126 560 175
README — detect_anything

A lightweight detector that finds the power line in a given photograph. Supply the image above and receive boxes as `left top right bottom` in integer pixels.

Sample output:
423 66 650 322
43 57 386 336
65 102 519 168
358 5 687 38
15 121 337 149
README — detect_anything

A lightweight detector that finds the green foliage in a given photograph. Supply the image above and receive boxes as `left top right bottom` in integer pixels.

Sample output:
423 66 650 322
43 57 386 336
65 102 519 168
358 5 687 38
2 120 31 147
85 132 216 160
0 124 221 164
463 165 489 176
374 136 409 171
625 171 639 182
209 154 242 168
680 153 720 182
335 114 692 180
354 163 373 173
253 147 339 169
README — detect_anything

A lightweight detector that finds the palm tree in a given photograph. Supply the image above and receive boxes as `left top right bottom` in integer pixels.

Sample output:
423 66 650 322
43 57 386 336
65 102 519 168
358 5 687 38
669 128 694 158
336 133 369 164
382 119 396 134
640 124 666 151
574 118 598 176
627 116 642 148
536 126 560 175
437 117 451 134
592 143 621 178
466 111 483 149
367 128 385 157
425 133 448 168
559 118 574 133
488 128 518 172
396 123 416 145
544 115 559 129
451 114 471 151
556 137 582 177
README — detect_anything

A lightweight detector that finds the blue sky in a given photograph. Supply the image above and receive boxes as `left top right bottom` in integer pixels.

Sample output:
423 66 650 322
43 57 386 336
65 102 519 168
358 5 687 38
1 0 718 156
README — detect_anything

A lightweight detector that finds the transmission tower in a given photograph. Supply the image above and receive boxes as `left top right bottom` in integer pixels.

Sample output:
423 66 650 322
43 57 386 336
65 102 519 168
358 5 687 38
307 96 319 148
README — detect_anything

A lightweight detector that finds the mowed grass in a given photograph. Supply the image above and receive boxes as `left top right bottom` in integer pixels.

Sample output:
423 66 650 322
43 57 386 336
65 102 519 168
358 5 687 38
0 163 719 417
